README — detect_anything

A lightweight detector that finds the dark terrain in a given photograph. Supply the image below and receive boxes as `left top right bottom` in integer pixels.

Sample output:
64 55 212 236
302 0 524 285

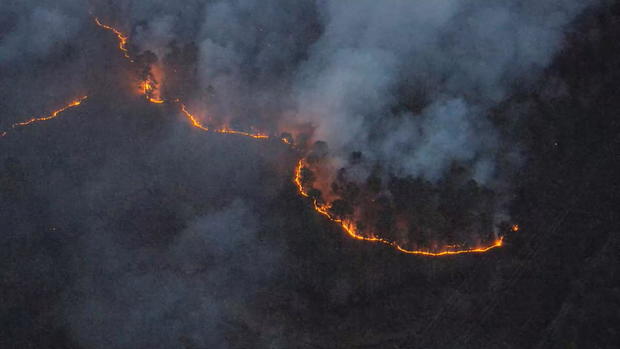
1 3 619 349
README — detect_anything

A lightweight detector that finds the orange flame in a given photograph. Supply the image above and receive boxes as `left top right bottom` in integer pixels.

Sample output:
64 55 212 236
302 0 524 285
177 102 272 139
215 126 269 139
1 96 88 137
294 159 504 256
95 16 165 103
141 78 165 104
179 103 209 131
148 97 165 104
141 80 153 95
144 65 165 104
93 17 131 60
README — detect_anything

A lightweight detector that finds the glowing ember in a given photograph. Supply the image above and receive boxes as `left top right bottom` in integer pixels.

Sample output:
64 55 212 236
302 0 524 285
141 78 165 104
511 224 520 232
144 65 165 104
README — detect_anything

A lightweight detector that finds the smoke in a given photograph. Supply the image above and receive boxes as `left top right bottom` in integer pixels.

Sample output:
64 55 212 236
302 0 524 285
0 1 86 65
134 15 176 58
87 0 592 191
64 200 281 349
0 8 74 64
0 1 93 130
293 0 591 184
0 0 593 249
0 85 293 347
0 0 596 239
193 0 320 128
119 0 592 238
1 0 594 173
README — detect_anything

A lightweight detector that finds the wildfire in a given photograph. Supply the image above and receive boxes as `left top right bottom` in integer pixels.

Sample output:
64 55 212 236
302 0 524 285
141 78 165 104
94 16 166 104
90 14 508 257
149 98 165 104
1 96 88 137
93 17 131 60
179 103 209 131
215 127 269 139
294 159 504 256
93 15 273 140
140 80 152 95
144 64 165 104
175 101 275 140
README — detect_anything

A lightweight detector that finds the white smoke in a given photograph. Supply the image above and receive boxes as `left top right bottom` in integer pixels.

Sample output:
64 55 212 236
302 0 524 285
292 0 592 184
87 0 593 188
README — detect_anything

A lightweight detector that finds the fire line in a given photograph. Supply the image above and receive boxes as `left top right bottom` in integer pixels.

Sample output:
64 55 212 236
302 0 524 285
293 159 504 256
94 17 162 103
179 102 209 131
1 96 88 138
93 17 268 139
94 17 132 60
82 15 514 256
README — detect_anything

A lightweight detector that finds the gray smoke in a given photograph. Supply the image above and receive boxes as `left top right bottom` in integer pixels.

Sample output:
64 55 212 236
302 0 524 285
64 200 281 348
0 1 601 348
0 1 85 65
85 0 593 189
193 0 320 127
291 0 591 184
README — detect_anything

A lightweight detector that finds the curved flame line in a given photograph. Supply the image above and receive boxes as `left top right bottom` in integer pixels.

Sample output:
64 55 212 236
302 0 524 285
293 159 504 256
94 17 131 60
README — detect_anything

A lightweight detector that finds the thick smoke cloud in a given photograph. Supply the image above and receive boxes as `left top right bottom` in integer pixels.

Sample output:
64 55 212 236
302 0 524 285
293 0 591 184
194 0 320 127
88 0 592 188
